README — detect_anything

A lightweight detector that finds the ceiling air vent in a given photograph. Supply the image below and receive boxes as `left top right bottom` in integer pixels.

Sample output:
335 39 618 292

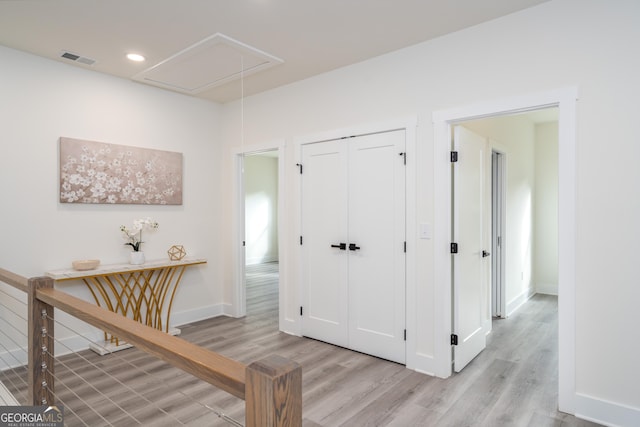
60 51 96 66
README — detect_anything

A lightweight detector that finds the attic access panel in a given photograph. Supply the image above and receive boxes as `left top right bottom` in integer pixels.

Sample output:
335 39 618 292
132 33 283 95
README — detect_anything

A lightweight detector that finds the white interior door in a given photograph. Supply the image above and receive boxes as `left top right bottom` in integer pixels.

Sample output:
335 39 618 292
453 126 491 372
348 131 406 364
301 130 406 364
301 140 349 347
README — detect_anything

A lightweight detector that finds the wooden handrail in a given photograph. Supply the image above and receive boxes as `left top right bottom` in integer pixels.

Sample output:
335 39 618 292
35 286 247 399
0 268 29 293
2 268 301 425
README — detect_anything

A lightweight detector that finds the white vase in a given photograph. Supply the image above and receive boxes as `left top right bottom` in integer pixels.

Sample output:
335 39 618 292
129 251 145 265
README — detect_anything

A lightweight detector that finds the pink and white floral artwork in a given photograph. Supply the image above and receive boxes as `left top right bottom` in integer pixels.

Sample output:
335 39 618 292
59 137 183 205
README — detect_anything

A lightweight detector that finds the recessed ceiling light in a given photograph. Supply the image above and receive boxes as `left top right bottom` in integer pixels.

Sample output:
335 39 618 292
126 53 145 62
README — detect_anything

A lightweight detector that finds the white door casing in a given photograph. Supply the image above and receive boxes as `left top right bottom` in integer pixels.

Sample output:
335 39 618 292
452 126 491 372
301 130 406 364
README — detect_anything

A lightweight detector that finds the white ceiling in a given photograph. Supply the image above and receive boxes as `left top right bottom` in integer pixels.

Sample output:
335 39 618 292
0 0 550 104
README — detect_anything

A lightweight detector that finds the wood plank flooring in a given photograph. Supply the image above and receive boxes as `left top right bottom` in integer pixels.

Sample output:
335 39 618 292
2 262 601 426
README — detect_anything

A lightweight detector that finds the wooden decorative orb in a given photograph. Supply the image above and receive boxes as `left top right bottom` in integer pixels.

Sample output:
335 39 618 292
167 245 186 261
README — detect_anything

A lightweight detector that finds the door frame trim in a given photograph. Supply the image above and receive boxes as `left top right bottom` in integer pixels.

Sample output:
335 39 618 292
432 87 578 414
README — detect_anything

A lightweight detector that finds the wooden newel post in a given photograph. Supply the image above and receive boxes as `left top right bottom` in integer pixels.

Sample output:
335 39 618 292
27 276 55 406
245 355 302 427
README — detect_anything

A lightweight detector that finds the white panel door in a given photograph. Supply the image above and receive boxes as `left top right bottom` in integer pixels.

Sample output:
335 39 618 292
301 140 349 347
348 131 406 364
301 130 406 364
453 126 491 372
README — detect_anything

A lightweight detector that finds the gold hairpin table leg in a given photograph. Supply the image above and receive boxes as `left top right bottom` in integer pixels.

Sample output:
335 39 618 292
46 259 207 355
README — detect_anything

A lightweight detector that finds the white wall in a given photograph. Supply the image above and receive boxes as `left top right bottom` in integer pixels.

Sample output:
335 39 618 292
244 154 279 265
219 0 640 423
534 122 559 295
0 45 225 356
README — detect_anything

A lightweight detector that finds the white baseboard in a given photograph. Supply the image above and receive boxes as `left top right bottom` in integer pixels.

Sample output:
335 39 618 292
506 287 535 316
246 256 278 265
575 393 640 427
171 303 226 326
536 282 558 295
279 316 301 336
408 352 436 377
221 303 240 317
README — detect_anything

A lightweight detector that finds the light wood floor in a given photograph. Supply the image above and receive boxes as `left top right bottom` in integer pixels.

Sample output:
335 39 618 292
3 262 601 426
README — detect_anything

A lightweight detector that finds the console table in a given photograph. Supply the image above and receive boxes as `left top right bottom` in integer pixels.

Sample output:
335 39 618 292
46 258 207 354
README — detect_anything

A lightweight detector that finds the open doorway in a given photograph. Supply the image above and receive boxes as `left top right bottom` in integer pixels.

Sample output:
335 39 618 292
491 149 506 318
433 87 577 413
448 111 560 371
461 107 559 321
242 150 280 321
449 108 562 409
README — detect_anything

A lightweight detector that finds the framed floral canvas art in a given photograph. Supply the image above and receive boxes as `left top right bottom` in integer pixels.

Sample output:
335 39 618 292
59 137 183 205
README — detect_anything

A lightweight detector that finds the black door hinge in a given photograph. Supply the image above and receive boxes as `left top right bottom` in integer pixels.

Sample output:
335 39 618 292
450 151 458 162
300 306 303 316
399 152 406 165
451 334 458 345
404 241 407 253
296 163 303 174
450 242 458 254
404 329 407 341
300 236 303 245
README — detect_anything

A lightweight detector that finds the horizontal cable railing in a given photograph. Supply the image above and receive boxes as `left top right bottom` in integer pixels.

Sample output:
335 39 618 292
0 268 301 426
0 275 28 406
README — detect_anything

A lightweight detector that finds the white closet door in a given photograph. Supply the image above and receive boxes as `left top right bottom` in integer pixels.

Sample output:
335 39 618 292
301 130 406 364
347 130 406 364
300 140 349 347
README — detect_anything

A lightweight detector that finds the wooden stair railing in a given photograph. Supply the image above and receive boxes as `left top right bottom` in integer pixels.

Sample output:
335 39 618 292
0 268 28 292
0 269 302 427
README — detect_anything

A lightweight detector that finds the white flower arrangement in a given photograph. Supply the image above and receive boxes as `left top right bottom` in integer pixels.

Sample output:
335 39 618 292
120 217 159 252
